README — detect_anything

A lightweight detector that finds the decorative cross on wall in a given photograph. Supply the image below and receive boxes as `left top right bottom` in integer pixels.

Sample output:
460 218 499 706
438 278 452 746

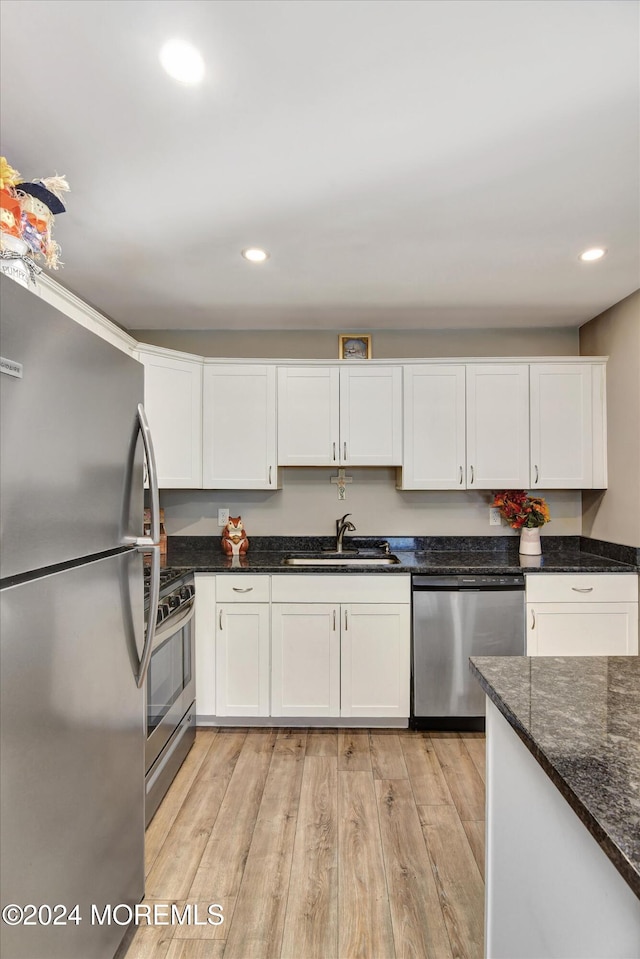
330 468 353 501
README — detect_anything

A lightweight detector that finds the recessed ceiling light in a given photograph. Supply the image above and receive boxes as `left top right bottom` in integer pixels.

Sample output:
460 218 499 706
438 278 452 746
159 39 205 85
242 248 270 263
579 247 607 262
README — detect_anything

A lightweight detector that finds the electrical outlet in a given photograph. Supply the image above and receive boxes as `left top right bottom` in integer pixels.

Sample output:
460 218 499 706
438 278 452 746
489 507 502 527
217 508 229 527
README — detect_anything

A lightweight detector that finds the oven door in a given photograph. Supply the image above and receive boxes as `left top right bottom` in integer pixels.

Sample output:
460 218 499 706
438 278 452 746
145 599 195 773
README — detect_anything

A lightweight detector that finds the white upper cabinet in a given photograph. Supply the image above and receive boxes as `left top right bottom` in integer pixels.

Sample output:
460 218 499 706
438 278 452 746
138 348 202 488
277 367 339 466
466 364 530 489
277 365 402 466
202 364 278 489
340 366 402 465
530 363 596 489
401 364 466 489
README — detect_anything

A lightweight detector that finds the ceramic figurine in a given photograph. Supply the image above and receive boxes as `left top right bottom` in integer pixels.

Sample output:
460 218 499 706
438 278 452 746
221 516 249 556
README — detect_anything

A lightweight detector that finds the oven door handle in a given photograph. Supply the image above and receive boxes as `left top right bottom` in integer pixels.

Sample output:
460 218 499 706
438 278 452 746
136 544 160 688
152 600 196 652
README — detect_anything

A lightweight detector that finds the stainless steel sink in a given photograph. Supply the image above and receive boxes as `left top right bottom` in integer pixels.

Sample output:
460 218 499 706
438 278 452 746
283 552 400 566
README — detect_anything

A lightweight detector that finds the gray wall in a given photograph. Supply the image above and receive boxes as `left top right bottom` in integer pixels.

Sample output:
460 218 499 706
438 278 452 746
160 477 581 539
580 289 640 549
131 326 578 359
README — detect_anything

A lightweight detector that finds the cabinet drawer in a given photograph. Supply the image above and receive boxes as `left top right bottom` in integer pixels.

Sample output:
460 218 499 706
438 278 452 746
215 575 270 602
525 573 638 604
271 574 410 605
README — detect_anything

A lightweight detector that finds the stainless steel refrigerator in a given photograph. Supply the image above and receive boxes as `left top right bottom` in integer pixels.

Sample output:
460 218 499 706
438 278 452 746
0 275 161 959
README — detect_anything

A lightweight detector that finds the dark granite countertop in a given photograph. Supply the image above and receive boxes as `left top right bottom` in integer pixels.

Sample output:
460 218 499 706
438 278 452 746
163 535 639 576
469 655 640 899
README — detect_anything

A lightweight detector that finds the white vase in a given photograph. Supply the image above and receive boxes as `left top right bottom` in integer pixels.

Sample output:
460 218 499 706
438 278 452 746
519 527 542 555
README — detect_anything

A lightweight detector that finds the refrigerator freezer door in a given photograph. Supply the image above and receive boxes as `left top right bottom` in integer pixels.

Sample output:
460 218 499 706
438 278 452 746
0 277 144 581
0 550 145 959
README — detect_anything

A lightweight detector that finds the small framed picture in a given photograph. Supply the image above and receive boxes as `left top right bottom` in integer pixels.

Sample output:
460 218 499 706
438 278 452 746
338 334 372 360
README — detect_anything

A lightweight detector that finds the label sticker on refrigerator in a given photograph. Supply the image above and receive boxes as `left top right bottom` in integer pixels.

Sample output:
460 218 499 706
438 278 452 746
0 356 23 378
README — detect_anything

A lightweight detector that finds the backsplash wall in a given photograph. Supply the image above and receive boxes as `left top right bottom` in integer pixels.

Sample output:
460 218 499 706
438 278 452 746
159 470 581 538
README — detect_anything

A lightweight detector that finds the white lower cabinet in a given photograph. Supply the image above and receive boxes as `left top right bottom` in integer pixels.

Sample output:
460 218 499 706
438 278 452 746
340 603 410 717
271 604 340 717
215 603 270 716
526 574 639 656
214 576 271 716
270 575 411 720
194 573 216 718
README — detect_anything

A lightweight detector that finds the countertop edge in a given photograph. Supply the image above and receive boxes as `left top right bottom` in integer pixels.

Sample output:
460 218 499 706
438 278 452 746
469 659 640 899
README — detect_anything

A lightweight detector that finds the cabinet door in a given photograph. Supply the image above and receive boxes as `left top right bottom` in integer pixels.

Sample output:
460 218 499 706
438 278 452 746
527 603 639 656
139 349 202 487
277 367 339 466
271 604 340 716
194 574 216 718
202 365 277 488
401 365 466 489
530 364 593 489
340 366 402 465
215 604 270 716
466 365 529 489
341 603 410 717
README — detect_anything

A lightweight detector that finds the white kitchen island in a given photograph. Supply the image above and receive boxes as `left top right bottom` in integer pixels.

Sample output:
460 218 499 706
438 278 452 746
470 656 640 959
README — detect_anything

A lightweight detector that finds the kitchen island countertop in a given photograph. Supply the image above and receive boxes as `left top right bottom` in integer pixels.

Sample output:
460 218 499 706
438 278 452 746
470 654 640 899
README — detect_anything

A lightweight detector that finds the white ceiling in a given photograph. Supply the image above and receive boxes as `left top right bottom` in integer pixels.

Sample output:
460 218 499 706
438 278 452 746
1 0 639 333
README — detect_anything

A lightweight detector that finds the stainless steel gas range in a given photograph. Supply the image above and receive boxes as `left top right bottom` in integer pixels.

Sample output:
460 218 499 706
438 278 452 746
143 567 196 825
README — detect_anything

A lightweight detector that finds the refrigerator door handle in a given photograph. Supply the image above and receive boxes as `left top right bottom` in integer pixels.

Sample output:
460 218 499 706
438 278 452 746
136 544 160 688
135 403 160 548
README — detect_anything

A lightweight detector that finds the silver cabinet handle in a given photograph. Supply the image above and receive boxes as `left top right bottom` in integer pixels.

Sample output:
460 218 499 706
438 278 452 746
333 442 337 461
269 465 272 484
135 404 160 548
136 544 160 688
219 609 223 630
459 466 463 485
343 441 347 461
531 609 536 629
333 609 336 631
232 586 254 593
344 609 348 631
469 465 474 485
535 464 539 484
571 587 594 593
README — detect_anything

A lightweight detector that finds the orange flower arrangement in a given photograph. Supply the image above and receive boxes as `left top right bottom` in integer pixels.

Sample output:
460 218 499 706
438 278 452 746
492 490 551 529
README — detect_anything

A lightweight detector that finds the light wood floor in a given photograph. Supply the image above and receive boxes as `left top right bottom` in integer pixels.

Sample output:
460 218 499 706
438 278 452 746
127 727 485 959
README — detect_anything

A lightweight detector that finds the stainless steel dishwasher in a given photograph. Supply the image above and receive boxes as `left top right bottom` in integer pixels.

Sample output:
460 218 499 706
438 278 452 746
411 574 525 730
